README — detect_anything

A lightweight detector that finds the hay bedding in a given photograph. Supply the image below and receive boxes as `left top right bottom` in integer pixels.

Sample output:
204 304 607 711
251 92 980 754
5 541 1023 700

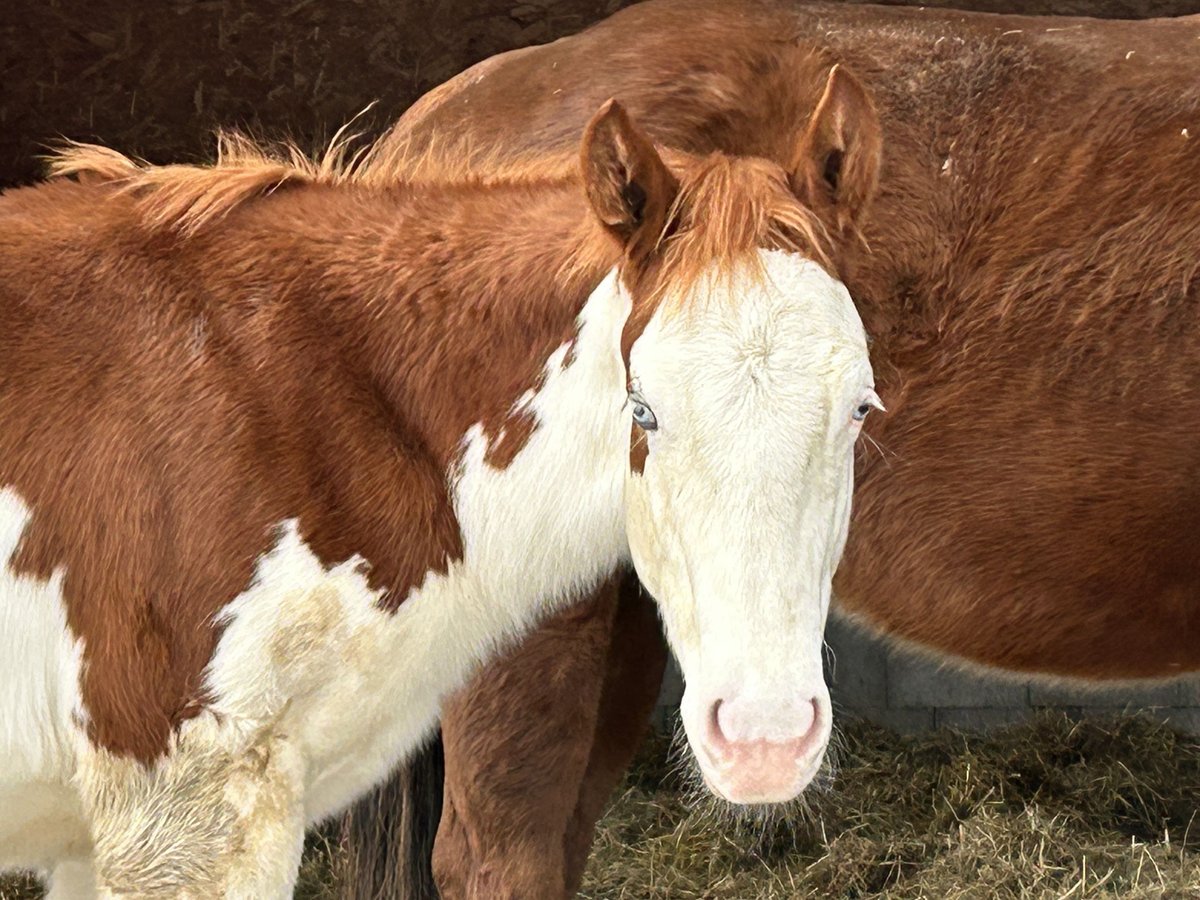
6 712 1195 899
571 713 1200 899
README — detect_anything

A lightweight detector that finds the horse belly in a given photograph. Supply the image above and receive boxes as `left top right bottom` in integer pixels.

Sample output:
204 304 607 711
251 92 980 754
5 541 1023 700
0 488 89 869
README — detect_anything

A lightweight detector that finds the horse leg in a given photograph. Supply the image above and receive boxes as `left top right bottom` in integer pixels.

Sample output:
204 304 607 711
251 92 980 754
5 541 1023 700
562 573 668 896
431 578 622 900
78 726 307 898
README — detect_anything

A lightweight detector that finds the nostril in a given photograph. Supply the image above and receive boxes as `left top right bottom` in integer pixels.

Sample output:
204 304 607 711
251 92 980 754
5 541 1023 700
708 696 822 753
708 698 730 752
794 698 818 740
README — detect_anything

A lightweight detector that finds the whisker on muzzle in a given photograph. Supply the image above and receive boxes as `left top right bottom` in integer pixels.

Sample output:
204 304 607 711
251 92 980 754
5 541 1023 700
663 712 846 850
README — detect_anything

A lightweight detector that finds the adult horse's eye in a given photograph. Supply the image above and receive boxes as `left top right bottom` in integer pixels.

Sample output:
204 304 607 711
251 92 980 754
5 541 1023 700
629 392 658 431
852 403 872 422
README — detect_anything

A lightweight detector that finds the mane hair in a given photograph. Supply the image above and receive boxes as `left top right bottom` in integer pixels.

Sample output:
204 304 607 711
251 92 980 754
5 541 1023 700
47 123 836 306
46 120 381 236
658 152 833 300
355 126 580 188
46 112 585 239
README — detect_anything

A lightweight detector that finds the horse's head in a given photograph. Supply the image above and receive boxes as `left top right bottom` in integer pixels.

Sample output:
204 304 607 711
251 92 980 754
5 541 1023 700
580 68 882 805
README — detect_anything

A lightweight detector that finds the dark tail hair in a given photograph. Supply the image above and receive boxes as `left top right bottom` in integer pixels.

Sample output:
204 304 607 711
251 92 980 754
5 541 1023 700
337 732 445 900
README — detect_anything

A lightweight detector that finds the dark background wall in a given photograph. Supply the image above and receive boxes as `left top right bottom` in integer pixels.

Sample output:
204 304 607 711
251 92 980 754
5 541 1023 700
3 0 1200 190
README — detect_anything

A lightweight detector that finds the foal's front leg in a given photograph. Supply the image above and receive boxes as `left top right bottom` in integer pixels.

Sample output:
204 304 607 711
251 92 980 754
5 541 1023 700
78 723 307 899
432 579 623 900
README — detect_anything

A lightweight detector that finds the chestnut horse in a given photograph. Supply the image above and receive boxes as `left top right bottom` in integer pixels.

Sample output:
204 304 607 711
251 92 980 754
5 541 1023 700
341 1 1200 896
0 91 886 894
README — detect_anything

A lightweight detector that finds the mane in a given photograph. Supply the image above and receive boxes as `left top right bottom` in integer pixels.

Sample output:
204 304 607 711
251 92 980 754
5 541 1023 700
662 152 833 291
46 120 834 299
45 119 585 238
355 126 579 188
46 120 393 236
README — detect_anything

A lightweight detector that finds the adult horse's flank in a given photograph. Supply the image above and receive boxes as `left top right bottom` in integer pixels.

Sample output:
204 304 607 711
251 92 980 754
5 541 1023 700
0 94 881 894
347 1 1200 896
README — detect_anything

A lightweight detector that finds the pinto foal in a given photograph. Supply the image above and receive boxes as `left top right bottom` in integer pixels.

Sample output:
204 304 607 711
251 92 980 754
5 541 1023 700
0 96 879 896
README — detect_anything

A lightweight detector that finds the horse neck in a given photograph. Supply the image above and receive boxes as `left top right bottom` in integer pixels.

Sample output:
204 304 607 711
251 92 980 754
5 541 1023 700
248 177 621 473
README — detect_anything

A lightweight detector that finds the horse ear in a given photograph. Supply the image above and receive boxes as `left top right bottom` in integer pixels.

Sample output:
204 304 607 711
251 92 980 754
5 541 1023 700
581 100 678 255
790 65 882 234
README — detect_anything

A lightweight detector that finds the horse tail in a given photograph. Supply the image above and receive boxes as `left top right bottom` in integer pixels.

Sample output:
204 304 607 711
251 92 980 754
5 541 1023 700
338 733 445 900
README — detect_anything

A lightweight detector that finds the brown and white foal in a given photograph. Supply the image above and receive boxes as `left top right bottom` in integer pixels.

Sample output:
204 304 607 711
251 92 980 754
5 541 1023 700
0 97 878 897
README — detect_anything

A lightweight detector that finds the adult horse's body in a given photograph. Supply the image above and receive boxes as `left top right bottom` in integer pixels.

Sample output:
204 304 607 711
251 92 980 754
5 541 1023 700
0 97 882 894
345 1 1200 896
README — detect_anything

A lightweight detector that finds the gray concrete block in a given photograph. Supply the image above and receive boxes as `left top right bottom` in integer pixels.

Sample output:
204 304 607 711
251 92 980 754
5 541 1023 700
1169 676 1200 706
1029 676 1195 709
825 617 889 710
935 707 1033 732
841 707 936 735
1074 706 1200 734
886 648 1030 709
1157 709 1200 734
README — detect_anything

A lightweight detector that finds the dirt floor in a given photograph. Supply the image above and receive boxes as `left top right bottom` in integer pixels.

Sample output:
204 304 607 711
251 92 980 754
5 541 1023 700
7 712 1194 898
4 0 1200 190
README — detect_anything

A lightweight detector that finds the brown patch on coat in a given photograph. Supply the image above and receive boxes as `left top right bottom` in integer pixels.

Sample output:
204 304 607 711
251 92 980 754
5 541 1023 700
629 426 650 476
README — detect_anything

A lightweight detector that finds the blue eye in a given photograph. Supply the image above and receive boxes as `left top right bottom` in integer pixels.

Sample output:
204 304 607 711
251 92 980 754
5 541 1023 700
629 392 658 431
852 403 872 422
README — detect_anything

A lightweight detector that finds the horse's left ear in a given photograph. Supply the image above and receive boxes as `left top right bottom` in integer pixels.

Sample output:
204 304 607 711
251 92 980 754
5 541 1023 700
581 100 678 258
790 65 882 234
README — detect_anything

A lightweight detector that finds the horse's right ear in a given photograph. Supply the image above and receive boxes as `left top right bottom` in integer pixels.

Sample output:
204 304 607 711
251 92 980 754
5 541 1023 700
581 100 678 257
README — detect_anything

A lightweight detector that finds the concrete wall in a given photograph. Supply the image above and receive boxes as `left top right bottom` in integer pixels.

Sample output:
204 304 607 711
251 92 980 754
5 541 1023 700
654 614 1200 734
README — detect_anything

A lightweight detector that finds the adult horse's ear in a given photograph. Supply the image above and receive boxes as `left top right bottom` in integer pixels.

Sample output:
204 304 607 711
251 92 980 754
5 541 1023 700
581 100 678 256
791 65 882 235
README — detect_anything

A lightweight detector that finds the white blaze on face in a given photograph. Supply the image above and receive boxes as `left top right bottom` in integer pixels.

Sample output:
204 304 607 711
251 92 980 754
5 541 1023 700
624 249 876 804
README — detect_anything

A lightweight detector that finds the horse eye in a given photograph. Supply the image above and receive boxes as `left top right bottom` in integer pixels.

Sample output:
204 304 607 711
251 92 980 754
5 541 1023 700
629 392 658 431
853 391 885 423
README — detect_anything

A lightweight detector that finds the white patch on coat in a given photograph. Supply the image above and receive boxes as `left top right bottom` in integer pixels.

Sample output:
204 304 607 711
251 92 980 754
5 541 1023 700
623 249 874 797
0 488 90 874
